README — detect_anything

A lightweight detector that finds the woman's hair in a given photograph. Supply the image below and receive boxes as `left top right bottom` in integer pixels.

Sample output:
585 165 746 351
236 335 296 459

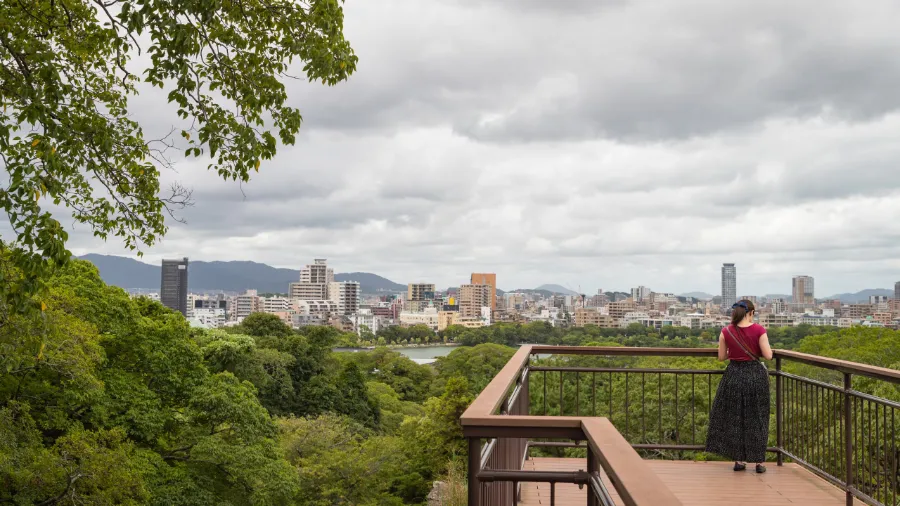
730 299 756 326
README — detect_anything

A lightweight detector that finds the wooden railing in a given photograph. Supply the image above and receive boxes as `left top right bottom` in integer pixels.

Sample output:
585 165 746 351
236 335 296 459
460 345 900 506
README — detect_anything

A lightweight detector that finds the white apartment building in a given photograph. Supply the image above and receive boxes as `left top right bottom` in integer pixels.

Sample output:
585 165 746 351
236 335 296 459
262 296 291 313
353 308 383 335
193 308 227 328
328 281 360 316
622 311 651 326
295 299 338 317
233 290 261 320
799 314 839 327
399 307 439 331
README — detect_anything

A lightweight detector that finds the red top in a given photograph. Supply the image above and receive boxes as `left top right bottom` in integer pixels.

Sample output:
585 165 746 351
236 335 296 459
722 323 766 361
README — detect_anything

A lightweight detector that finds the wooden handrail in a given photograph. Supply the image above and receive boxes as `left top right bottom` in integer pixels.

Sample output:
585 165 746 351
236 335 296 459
774 349 900 383
583 417 683 506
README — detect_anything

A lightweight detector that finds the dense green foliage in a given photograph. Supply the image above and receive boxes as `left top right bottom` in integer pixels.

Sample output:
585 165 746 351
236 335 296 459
0 0 356 315
0 261 488 504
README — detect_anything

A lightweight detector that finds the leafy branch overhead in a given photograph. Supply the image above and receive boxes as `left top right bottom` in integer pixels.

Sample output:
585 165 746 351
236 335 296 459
0 0 357 311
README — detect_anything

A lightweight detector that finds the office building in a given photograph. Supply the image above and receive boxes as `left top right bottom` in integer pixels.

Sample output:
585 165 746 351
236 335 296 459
459 283 491 319
160 258 189 315
721 263 736 308
895 281 900 301
470 273 497 311
792 275 815 305
328 281 360 316
290 258 334 300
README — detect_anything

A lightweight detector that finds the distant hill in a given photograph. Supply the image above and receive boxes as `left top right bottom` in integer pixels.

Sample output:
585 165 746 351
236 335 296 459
679 292 714 300
533 284 579 295
826 289 893 304
78 254 405 294
335 272 405 293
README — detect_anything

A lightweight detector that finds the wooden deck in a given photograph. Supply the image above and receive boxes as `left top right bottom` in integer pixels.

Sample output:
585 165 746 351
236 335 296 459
520 458 864 506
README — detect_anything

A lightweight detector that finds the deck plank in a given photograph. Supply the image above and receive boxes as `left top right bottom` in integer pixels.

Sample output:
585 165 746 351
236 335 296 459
518 458 865 506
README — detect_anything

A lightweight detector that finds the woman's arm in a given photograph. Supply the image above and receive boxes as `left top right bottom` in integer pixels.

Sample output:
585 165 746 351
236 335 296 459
717 332 728 361
759 333 774 360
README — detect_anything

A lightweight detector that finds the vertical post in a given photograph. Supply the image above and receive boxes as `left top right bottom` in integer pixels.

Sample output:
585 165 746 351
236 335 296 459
468 437 481 506
843 372 853 506
587 448 598 506
776 357 783 466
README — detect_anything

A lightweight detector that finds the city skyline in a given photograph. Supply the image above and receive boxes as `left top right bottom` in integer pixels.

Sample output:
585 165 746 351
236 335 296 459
90 252 900 300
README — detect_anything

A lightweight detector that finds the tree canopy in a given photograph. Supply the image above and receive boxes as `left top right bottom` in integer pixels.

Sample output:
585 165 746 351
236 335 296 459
0 0 356 313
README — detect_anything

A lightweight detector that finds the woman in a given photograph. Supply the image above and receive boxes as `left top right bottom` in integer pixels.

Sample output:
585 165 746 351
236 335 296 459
705 299 774 473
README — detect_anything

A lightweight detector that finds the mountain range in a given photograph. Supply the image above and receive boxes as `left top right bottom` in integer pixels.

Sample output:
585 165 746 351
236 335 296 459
79 254 405 294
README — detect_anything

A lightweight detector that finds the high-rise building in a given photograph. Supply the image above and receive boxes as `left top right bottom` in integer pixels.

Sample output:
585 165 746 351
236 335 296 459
459 284 491 318
721 263 736 308
290 259 334 300
328 281 360 316
792 275 815 305
407 283 435 312
631 286 651 303
160 258 189 315
470 273 497 311
895 281 900 300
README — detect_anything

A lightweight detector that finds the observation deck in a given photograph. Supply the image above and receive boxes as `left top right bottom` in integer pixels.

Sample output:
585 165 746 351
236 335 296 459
460 346 900 506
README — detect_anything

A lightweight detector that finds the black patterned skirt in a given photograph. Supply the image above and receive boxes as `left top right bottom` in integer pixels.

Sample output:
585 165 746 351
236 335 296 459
704 360 771 463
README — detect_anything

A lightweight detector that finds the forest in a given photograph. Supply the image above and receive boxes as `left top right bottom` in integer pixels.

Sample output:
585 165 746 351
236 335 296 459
3 260 899 505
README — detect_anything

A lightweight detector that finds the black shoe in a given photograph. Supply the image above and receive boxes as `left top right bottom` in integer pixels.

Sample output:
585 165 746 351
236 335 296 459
733 462 746 471
756 464 766 474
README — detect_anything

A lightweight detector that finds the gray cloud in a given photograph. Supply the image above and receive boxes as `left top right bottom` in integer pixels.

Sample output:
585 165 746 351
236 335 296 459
14 0 900 297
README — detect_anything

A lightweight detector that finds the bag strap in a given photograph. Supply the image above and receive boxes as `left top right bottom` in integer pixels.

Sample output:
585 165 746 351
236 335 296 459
724 325 760 361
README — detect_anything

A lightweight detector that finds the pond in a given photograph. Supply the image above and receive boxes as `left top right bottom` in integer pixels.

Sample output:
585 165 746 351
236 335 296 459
333 345 460 365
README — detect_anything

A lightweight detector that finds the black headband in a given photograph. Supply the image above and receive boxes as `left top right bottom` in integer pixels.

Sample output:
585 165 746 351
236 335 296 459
732 301 749 310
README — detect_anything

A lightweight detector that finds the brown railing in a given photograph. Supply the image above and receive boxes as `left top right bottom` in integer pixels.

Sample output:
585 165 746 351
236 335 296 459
460 345 900 506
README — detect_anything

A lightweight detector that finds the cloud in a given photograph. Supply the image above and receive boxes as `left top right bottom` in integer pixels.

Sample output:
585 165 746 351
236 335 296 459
15 0 900 297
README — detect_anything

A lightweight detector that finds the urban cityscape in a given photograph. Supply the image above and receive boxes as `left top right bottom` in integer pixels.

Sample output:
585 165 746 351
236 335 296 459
146 257 900 337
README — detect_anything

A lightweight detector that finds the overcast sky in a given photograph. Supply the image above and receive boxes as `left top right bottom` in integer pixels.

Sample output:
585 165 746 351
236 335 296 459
61 0 900 296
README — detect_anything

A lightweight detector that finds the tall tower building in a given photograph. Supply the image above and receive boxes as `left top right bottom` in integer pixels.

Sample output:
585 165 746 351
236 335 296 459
721 263 736 308
161 257 189 315
792 275 815 305
895 281 900 300
470 273 497 311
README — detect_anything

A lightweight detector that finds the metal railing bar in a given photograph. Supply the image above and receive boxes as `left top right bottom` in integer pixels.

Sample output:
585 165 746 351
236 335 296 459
476 469 590 484
590 474 617 506
780 448 848 492
480 438 497 470
530 366 725 374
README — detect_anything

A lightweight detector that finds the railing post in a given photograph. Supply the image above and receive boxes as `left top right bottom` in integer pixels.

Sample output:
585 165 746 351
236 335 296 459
843 372 853 506
468 437 481 506
776 356 783 466
587 447 598 506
